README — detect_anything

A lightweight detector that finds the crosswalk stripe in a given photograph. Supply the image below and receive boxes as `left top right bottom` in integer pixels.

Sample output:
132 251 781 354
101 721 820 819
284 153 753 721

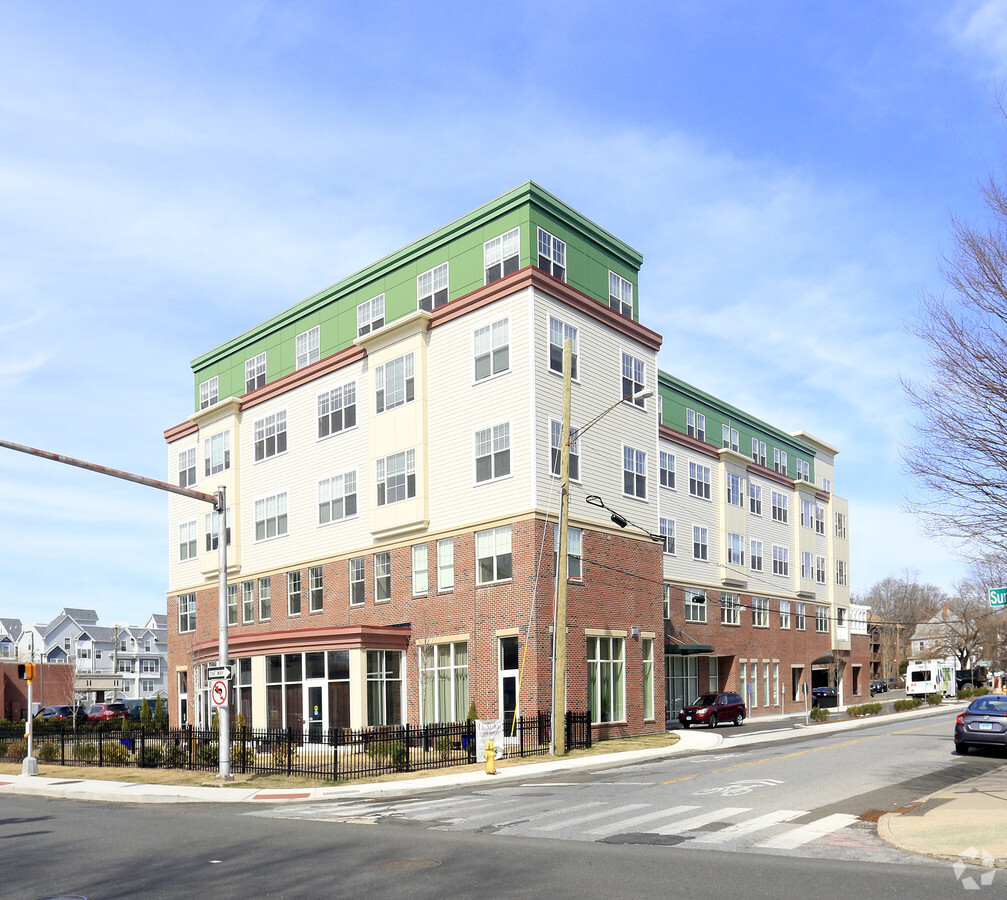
519 801 607 824
690 809 806 844
387 796 482 814
757 813 860 849
652 807 751 835
586 805 700 836
534 804 649 832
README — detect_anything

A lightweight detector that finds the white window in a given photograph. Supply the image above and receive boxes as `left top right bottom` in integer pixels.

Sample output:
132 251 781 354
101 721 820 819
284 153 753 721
204 431 230 476
242 581 254 623
689 462 711 499
476 525 512 583
376 449 416 505
437 538 454 591
254 492 288 541
752 439 767 467
475 423 511 483
836 559 849 586
295 325 320 370
721 592 741 626
772 545 789 576
771 491 788 523
797 458 811 482
548 317 578 378
816 555 827 584
663 584 672 619
609 271 633 316
178 520 198 561
587 636 624 723
750 539 763 572
815 505 826 535
258 577 271 621
802 551 814 579
318 382 357 438
660 451 675 489
550 420 580 480
752 596 769 628
254 411 287 461
309 565 324 612
141 659 159 674
749 482 762 515
722 425 739 452
177 448 196 489
204 507 231 552
726 472 743 506
835 512 848 539
375 353 415 413
349 557 365 606
474 318 510 381
366 650 402 726
418 261 449 310
816 606 830 633
623 446 647 498
554 524 583 579
318 471 357 523
801 499 814 529
287 571 301 616
779 599 791 629
245 352 266 393
199 376 218 410
621 352 646 406
660 518 676 555
420 641 470 724
642 638 654 720
537 227 566 280
412 544 429 594
685 589 707 623
357 293 385 337
484 227 520 283
687 409 706 442
693 525 708 561
726 532 745 566
774 448 788 475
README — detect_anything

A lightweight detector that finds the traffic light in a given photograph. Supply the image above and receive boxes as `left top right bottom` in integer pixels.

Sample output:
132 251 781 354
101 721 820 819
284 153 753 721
17 664 37 681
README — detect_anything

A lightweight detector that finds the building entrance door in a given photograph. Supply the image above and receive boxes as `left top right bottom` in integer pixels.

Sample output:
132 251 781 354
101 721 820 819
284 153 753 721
499 636 519 740
306 681 325 743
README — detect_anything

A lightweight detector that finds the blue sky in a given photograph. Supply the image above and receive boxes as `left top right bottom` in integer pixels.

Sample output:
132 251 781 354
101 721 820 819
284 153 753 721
1 1 1004 626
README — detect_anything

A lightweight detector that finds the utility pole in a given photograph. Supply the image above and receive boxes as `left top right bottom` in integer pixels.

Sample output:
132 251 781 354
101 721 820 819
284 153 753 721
552 338 573 757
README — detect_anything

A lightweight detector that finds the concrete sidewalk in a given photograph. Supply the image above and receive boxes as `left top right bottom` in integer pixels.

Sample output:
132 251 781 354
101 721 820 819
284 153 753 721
4 702 1005 869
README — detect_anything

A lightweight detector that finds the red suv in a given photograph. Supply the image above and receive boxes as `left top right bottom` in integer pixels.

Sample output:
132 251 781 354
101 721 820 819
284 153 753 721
678 692 746 728
84 702 131 723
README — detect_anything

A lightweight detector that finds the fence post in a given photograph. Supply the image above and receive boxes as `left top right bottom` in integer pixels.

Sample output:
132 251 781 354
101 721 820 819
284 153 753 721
98 730 103 767
139 727 145 766
187 724 193 770
404 724 411 772
286 726 293 776
240 725 247 774
331 727 339 782
60 730 65 765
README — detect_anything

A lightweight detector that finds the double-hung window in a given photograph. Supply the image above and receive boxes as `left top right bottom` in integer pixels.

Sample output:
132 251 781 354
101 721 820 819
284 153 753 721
178 521 198 561
376 450 416 505
685 589 707 623
752 596 769 628
693 525 708 561
227 584 238 626
254 492 288 541
660 451 675 488
660 518 675 555
537 228 566 280
687 409 706 442
349 558 365 606
794 602 806 630
721 592 741 626
295 326 320 370
476 525 512 583
318 471 357 523
835 512 848 539
550 420 580 480
418 262 449 310
258 577 271 620
801 499 813 528
554 524 583 579
242 581 255 623
204 508 231 552
774 448 788 475
474 319 510 381
771 491 788 523
548 317 578 378
752 439 767 467
750 539 763 572
587 636 624 723
484 227 520 283
722 425 739 452
836 559 848 586
802 551 814 579
609 271 633 316
437 538 454 591
815 505 826 535
773 545 789 576
287 571 301 616
204 431 230 476
318 382 356 438
816 606 829 633
178 593 196 633
689 462 711 499
726 533 745 566
797 458 811 482
623 446 646 498
178 448 196 488
779 599 791 629
621 352 645 406
412 544 428 594
253 411 287 461
375 353 415 413
310 565 324 612
749 482 762 515
816 555 827 584
475 423 510 482
357 293 385 337
726 473 743 506
245 352 266 393
199 377 218 410
420 641 470 724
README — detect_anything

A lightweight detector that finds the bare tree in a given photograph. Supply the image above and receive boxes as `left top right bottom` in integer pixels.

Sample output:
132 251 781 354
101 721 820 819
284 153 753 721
903 172 1007 553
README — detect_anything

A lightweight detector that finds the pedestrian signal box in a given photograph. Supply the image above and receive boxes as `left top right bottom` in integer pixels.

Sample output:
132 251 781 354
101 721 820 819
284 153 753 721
18 664 37 681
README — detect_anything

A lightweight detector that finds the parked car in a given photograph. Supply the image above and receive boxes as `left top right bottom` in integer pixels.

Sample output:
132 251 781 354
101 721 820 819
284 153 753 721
34 705 83 721
954 694 1007 754
84 702 131 723
678 692 746 728
870 680 888 696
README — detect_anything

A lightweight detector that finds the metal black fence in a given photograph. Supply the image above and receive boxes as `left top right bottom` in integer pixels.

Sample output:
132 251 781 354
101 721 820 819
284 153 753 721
0 711 591 781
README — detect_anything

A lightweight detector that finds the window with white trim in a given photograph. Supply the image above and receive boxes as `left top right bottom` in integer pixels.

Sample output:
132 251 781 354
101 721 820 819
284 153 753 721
287 571 301 616
621 352 645 406
660 451 675 488
752 596 769 628
587 635 624 723
295 326 320 370
797 458 811 482
822 476 832 492
550 420 580 480
836 559 848 586
204 431 230 476
815 505 826 535
242 581 254 623
801 499 814 529
376 449 416 505
417 262 449 311
752 439 767 467
178 593 195 633
349 557 365 606
693 525 708 561
254 411 287 461
548 317 578 378
554 524 583 579
254 492 288 541
772 545 789 576
771 491 788 523
687 409 706 442
722 425 739 452
726 472 743 506
689 462 711 499
204 508 231 552
537 227 566 280
726 532 745 566
199 377 218 410
774 448 788 475
476 525 512 583
374 552 391 601
642 638 654 720
835 512 848 539
227 584 238 626
259 576 271 620
375 353 415 413
721 592 741 626
816 554 827 584
609 271 633 316
749 482 762 515
178 448 196 489
475 423 511 483
309 565 323 612
779 599 791 629
750 539 763 572
412 544 428 594
437 538 454 591
178 520 197 561
663 584 672 619
484 227 519 284
420 641 470 724
660 518 676 555
802 551 813 579
318 471 357 524
318 382 357 438
685 588 707 623
357 293 384 337
474 318 509 381
245 352 266 393
623 446 647 498
816 605 830 633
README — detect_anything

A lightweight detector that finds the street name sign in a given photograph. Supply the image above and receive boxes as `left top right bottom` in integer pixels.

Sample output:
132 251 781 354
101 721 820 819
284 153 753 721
989 587 1007 608
208 666 232 679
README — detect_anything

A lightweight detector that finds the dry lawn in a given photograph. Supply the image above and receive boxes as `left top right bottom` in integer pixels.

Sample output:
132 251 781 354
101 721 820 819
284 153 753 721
0 731 679 789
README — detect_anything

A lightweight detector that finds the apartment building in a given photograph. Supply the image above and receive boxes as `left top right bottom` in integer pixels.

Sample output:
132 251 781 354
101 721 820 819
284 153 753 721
165 182 866 736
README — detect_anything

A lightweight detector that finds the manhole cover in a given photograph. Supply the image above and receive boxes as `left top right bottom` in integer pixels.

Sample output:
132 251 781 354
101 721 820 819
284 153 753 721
377 859 442 871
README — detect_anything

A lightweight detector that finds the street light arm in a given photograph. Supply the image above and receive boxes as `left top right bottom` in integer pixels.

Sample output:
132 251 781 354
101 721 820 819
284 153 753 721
569 389 654 444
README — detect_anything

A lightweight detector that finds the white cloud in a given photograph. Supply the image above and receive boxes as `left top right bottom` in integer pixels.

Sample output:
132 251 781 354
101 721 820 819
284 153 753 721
943 1 1007 78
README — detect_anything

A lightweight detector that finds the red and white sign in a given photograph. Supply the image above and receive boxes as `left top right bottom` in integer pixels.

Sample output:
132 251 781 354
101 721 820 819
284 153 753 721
211 679 229 707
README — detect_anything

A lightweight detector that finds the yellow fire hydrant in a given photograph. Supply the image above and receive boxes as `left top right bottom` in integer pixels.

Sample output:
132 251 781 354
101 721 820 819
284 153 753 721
484 739 497 775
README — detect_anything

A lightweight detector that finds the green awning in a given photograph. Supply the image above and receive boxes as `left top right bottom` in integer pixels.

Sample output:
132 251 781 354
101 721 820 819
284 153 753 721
665 643 713 655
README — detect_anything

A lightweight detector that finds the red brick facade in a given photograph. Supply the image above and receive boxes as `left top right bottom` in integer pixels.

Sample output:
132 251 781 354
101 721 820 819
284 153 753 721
0 662 75 721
